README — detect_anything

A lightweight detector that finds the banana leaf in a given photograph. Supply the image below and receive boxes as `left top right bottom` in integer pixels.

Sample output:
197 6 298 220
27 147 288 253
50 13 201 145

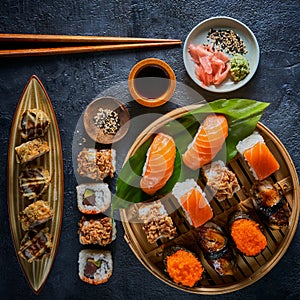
113 98 269 210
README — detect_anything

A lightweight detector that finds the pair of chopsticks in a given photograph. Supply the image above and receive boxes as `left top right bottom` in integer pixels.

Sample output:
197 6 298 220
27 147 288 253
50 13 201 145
0 33 182 58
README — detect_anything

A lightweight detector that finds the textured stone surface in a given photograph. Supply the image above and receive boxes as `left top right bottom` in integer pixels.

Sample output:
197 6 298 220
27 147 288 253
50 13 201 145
0 0 299 299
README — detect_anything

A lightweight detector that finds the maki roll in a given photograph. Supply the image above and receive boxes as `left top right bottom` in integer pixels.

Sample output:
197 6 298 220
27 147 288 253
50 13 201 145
138 200 177 244
197 222 236 276
19 200 53 231
78 249 113 285
250 180 291 229
15 138 50 164
76 183 111 214
18 227 52 263
229 211 267 257
172 179 213 228
19 109 50 141
236 131 280 181
19 167 51 200
78 216 116 246
164 246 204 287
202 160 240 201
77 148 116 181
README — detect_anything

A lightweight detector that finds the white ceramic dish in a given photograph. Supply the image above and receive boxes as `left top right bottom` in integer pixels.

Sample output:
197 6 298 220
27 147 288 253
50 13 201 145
183 16 260 93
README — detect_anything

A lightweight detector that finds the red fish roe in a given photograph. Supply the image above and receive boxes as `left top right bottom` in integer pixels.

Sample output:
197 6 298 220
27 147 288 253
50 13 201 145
231 219 267 256
166 249 204 287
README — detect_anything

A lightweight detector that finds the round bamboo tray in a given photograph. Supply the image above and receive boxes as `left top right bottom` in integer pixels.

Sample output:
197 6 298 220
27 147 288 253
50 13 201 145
120 105 299 294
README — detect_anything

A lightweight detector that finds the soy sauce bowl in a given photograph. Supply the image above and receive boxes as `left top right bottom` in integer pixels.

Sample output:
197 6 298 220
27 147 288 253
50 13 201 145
84 96 130 144
128 58 176 107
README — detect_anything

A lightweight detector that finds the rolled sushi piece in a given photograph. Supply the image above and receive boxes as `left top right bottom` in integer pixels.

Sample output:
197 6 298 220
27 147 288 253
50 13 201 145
77 148 116 181
229 211 267 257
236 131 280 181
76 183 111 214
163 246 204 287
172 179 213 228
197 222 236 276
78 249 113 285
140 133 176 195
78 216 116 246
202 160 240 201
138 200 177 244
250 180 291 229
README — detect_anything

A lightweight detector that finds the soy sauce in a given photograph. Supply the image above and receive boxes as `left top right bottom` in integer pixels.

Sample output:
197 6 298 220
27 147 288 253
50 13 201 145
134 65 170 99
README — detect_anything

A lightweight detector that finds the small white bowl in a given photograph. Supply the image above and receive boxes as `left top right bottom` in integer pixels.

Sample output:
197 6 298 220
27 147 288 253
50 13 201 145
183 16 260 93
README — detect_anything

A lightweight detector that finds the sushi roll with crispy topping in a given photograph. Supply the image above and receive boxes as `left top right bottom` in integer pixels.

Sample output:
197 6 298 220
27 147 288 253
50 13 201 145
138 200 177 244
18 200 53 231
197 222 236 276
250 180 291 229
229 211 267 257
163 246 204 287
78 216 116 246
202 160 240 201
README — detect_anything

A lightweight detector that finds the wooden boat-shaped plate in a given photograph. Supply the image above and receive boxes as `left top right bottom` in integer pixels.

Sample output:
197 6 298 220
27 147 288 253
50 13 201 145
120 104 299 295
7 75 64 294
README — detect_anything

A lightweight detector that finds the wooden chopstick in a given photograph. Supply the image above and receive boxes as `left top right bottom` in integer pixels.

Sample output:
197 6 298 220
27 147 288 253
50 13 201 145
0 41 182 57
0 33 181 44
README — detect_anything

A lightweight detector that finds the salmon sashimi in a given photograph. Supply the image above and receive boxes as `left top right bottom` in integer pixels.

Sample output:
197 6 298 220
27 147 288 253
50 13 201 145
172 179 213 228
236 131 280 180
183 114 228 170
188 43 230 87
140 133 176 195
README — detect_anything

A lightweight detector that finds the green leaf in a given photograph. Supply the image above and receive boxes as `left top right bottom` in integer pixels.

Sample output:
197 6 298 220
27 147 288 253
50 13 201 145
113 99 269 210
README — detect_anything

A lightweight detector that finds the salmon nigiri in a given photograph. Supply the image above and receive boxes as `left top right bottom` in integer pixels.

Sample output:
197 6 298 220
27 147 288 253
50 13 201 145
182 114 228 170
140 133 176 195
236 131 280 180
172 179 213 228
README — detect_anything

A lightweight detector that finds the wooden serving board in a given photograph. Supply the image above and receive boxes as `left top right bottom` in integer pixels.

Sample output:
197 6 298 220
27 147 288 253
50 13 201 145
120 105 299 295
7 75 64 294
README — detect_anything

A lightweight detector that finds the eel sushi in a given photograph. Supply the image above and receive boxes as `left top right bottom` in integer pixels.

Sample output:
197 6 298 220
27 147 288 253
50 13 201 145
236 131 280 181
182 114 228 170
140 133 176 195
229 211 267 257
18 227 52 263
19 167 51 200
78 216 116 246
138 200 177 244
78 249 113 285
19 109 50 141
250 180 291 229
172 179 213 228
76 183 111 214
197 222 236 276
202 160 240 201
163 246 204 287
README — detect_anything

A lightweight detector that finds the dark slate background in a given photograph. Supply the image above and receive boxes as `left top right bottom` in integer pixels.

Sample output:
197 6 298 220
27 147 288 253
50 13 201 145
0 1 299 299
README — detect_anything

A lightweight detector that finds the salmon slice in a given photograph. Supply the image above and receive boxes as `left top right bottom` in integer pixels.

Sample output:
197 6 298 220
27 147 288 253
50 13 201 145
244 142 280 180
183 114 228 170
173 180 213 228
140 133 176 195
